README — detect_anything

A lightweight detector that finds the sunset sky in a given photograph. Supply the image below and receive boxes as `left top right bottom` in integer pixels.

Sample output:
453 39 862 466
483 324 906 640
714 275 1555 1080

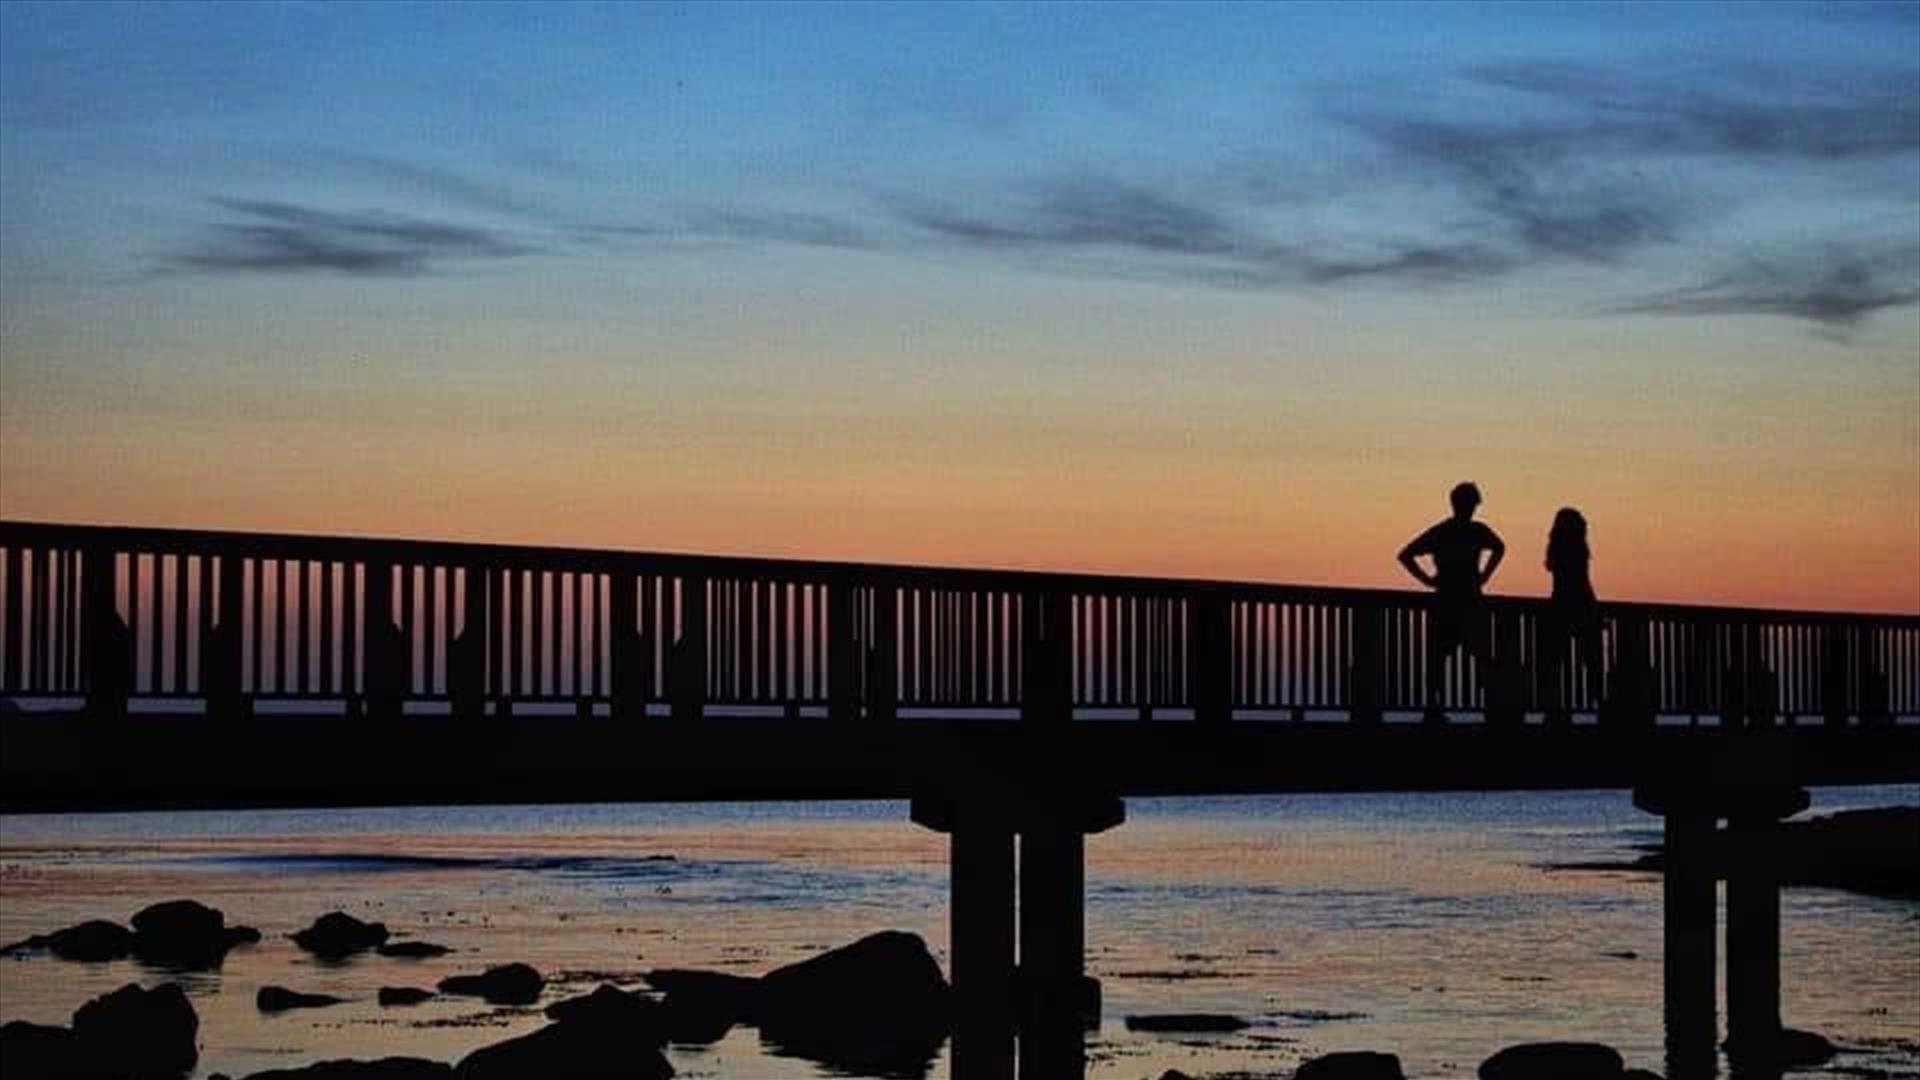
2 1 1916 612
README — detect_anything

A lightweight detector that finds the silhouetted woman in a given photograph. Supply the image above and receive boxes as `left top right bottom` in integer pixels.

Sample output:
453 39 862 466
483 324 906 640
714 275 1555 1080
1544 508 1603 715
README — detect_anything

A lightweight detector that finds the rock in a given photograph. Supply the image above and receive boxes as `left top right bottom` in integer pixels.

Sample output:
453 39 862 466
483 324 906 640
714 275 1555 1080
130 900 260 968
437 963 543 1005
453 1021 673 1080
544 983 667 1041
1480 1041 1623 1080
0 1020 94 1077
753 930 950 1075
1622 1070 1664 1080
239 1059 454 1079
258 985 348 1012
70 981 199 1076
1296 1050 1407 1080
644 968 760 1042
292 912 390 959
1158 1072 1198 1080
1777 1028 1838 1067
375 941 451 959
1724 1026 1837 1067
379 987 436 1007
50 919 138 962
1125 1013 1250 1033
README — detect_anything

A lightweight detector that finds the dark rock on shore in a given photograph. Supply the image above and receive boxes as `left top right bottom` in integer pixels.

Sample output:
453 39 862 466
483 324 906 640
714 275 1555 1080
543 983 667 1038
755 930 950 1076
437 962 543 1005
375 941 451 959
131 899 261 969
3 901 259 969
258 986 348 1012
48 919 138 962
1552 807 1920 899
643 968 759 1042
1481 1041 1624 1080
378 987 436 1007
238 1059 454 1079
1724 1026 1837 1067
0 1020 91 1077
1124 1012 1250 1033
454 1020 674 1080
293 913 390 959
1296 1050 1407 1079
71 981 200 1076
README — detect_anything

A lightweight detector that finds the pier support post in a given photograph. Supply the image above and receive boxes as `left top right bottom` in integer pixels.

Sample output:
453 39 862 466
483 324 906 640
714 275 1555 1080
915 791 1123 1080
1016 795 1122 1080
1724 787 1807 1067
1664 809 1719 1075
951 810 1016 1080
1018 819 1082 1080
917 794 1016 1080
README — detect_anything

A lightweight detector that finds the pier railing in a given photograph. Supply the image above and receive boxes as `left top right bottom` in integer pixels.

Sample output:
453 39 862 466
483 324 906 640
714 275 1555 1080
2 520 1914 725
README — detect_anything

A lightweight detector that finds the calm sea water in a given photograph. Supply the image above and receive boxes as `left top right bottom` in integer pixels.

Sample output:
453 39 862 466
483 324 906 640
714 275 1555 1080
2 788 1916 1079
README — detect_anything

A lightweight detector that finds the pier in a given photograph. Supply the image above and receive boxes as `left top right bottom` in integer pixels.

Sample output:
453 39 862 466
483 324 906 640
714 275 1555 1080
2 519 1916 1079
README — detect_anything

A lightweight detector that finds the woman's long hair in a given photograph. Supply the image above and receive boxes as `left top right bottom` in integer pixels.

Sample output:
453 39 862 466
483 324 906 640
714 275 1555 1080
1546 507 1589 573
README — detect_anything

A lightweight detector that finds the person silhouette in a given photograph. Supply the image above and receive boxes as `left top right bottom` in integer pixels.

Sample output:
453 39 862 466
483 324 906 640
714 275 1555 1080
1397 482 1505 719
1543 507 1603 716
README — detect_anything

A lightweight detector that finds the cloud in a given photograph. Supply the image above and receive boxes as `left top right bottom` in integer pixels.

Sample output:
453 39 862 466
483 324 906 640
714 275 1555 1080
169 199 536 275
892 180 1244 257
1471 61 1920 162
1614 250 1920 327
1346 113 1685 263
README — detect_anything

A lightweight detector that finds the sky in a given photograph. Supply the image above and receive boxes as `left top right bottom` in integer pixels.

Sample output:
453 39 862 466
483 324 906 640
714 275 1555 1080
1 1 1916 612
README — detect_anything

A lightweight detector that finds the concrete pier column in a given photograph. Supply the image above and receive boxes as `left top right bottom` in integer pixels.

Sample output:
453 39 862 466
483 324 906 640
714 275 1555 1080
952 817 1016 1080
1663 810 1719 1075
1723 787 1806 1068
1018 819 1084 1080
1726 816 1781 1045
917 794 1016 1080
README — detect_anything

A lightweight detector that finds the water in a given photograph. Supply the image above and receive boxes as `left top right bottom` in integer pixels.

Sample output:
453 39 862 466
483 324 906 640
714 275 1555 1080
2 788 1916 1079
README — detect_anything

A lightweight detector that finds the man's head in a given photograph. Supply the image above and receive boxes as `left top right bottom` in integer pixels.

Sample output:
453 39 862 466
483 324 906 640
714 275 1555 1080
1450 482 1482 518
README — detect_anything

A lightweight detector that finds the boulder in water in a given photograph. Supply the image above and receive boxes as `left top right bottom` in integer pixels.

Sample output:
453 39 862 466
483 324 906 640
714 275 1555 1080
437 963 543 1005
0 1020 91 1076
238 1059 454 1079
378 987 436 1007
292 912 390 959
376 941 451 959
49 919 137 962
754 930 950 1076
70 981 199 1076
258 986 348 1012
131 899 259 968
544 983 667 1041
1481 1042 1623 1080
1125 1013 1249 1033
1724 1026 1837 1068
1296 1050 1408 1080
453 1021 673 1080
644 968 760 1042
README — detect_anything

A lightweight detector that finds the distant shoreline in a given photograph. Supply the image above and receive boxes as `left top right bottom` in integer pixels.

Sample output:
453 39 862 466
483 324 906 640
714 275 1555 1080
1544 806 1920 899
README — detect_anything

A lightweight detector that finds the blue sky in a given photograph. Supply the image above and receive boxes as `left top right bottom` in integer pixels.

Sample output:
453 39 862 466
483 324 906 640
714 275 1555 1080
2 1 1917 608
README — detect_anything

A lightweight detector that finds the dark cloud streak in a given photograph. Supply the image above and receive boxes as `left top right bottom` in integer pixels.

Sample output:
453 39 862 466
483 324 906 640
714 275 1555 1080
170 199 535 276
1615 251 1920 327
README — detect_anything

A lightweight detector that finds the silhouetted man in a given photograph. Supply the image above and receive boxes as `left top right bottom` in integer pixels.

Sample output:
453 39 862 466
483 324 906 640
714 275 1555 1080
1398 481 1505 718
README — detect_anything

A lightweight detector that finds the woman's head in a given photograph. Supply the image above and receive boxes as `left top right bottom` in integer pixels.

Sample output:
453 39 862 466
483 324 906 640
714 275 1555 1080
1551 507 1587 542
1547 507 1589 568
